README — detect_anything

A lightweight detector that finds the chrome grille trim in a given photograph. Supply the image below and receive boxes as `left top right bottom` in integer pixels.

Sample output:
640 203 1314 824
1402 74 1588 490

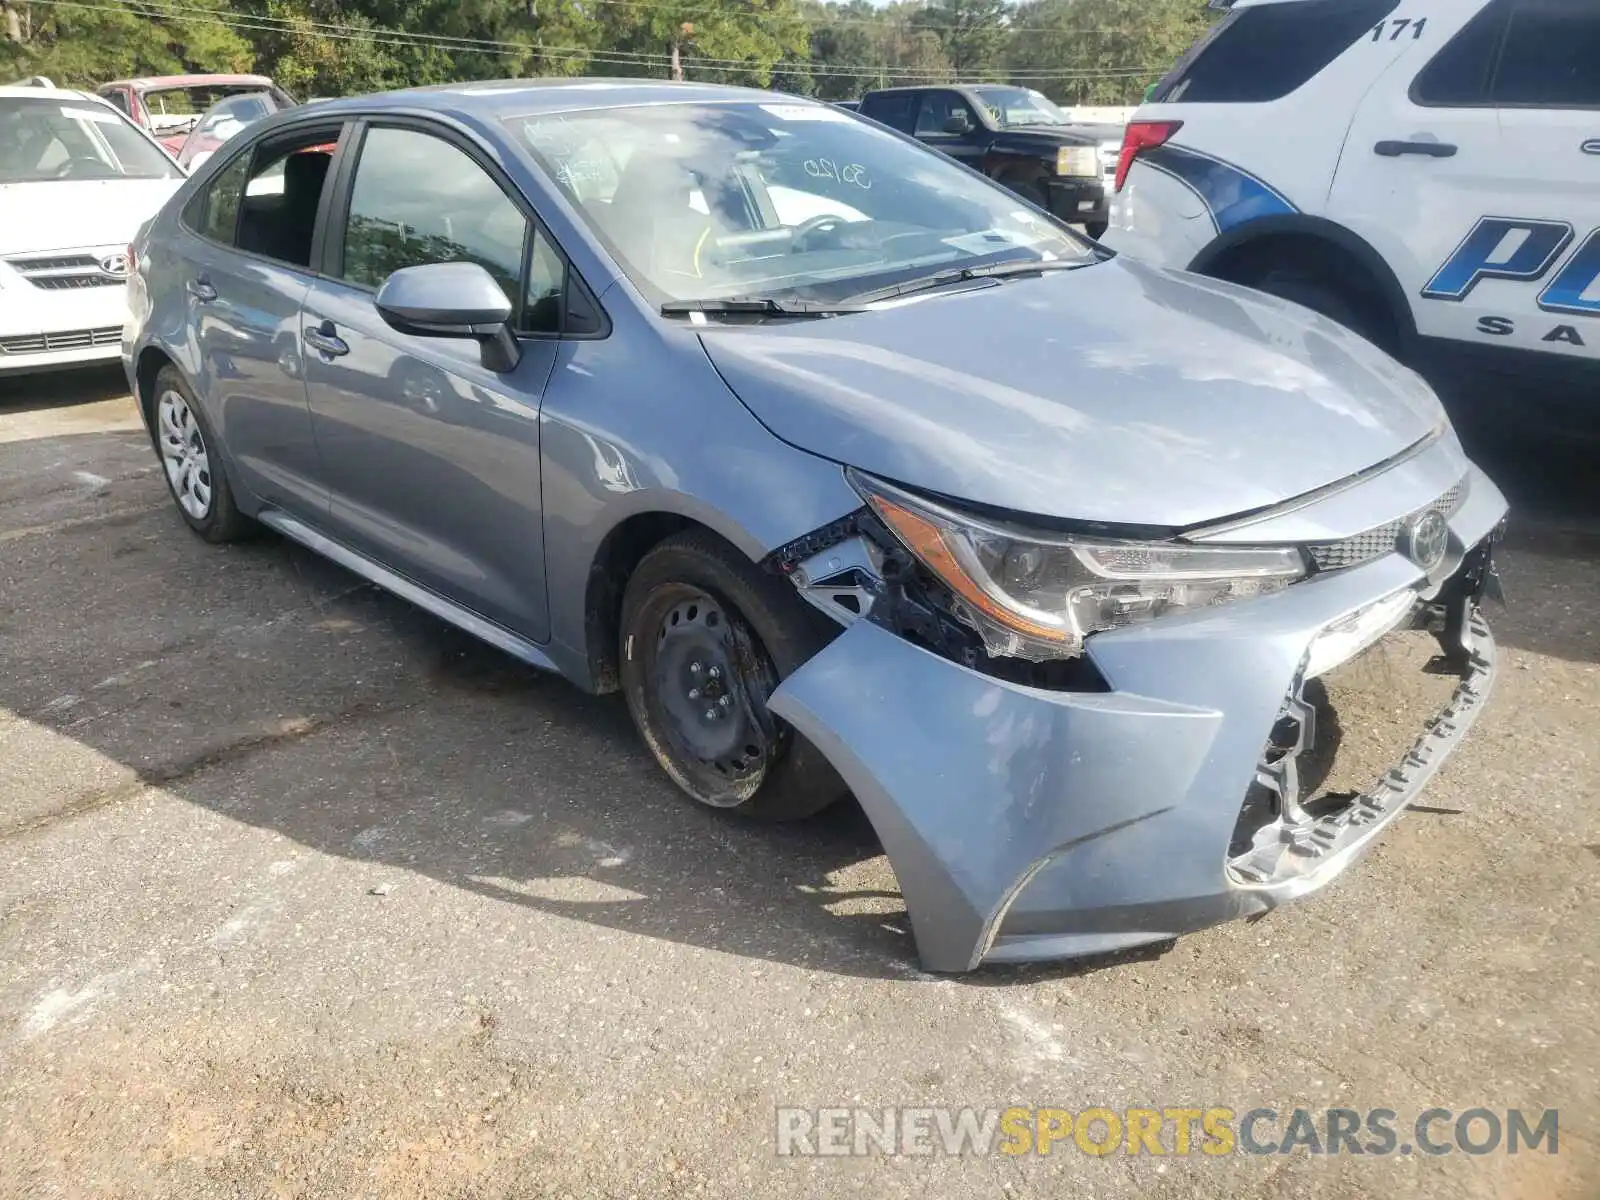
4 250 125 290
0 326 123 355
1307 478 1469 573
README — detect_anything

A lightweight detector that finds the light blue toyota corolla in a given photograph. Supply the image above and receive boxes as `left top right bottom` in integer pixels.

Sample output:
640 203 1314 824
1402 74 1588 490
124 80 1507 973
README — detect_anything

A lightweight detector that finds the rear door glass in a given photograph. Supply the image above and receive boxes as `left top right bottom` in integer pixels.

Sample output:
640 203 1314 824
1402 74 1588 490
1153 0 1402 104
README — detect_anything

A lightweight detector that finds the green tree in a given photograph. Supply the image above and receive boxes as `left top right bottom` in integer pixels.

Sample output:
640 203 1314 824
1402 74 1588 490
913 0 1008 79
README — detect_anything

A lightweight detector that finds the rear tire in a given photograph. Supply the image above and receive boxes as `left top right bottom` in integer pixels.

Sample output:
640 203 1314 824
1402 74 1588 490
619 530 847 821
150 365 250 544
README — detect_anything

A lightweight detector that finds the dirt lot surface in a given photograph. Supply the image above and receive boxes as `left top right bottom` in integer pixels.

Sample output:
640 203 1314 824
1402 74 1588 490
1 370 1596 1198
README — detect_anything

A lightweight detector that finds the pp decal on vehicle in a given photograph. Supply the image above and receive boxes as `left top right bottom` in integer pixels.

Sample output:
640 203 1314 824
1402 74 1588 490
1137 144 1297 235
1422 217 1575 302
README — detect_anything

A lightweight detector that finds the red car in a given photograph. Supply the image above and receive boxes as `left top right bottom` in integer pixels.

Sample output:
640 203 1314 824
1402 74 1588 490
96 74 295 157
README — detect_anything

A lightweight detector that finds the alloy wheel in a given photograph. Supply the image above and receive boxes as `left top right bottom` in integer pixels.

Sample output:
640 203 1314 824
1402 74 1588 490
157 390 213 521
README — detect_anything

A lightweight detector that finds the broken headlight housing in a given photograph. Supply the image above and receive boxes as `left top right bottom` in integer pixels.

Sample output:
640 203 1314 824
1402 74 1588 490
854 472 1307 661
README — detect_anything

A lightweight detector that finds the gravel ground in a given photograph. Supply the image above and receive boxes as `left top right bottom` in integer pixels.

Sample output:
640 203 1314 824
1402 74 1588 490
1 369 1596 1198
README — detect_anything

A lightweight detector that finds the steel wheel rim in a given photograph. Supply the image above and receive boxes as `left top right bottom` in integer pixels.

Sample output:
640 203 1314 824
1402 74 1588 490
157 390 213 520
646 588 777 805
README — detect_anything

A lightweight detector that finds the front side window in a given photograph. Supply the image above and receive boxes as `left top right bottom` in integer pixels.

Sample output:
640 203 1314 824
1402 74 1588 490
0 97 181 183
1153 0 1401 104
970 86 1071 129
509 100 1094 309
340 126 531 311
914 92 979 137
101 89 131 115
1494 0 1600 108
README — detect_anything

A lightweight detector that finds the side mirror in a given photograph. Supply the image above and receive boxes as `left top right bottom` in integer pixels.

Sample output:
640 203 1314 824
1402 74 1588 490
375 261 520 373
943 114 971 135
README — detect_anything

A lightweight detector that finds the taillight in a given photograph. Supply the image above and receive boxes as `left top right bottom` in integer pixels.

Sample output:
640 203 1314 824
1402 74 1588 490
1114 120 1183 194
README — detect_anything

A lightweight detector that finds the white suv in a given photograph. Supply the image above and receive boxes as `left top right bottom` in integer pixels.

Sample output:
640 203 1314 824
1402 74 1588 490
1104 0 1600 425
0 84 185 375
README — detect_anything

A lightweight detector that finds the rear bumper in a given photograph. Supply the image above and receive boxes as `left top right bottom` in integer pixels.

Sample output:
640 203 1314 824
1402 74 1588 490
769 468 1508 973
1045 176 1108 224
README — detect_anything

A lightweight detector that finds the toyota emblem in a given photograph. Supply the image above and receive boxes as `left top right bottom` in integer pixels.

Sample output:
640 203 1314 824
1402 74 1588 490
98 253 130 279
1401 510 1450 573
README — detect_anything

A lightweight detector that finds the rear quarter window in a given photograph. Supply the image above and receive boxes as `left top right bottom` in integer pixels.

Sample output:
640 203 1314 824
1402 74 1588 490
859 93 916 132
1153 0 1402 104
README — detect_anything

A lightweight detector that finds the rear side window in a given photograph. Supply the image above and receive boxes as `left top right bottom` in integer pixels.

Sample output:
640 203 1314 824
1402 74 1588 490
860 93 915 132
1153 0 1402 104
1411 1 1509 106
1494 0 1600 108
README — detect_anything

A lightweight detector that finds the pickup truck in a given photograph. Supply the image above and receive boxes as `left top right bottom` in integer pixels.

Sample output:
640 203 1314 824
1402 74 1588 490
856 84 1108 237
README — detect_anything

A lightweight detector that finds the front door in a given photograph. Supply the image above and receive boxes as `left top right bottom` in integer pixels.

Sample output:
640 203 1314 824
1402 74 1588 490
1331 0 1514 356
913 90 987 170
301 122 562 642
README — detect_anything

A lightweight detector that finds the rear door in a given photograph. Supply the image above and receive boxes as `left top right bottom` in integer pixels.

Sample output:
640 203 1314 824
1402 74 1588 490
1332 0 1512 352
1490 0 1600 362
174 122 346 516
858 91 919 135
300 120 563 641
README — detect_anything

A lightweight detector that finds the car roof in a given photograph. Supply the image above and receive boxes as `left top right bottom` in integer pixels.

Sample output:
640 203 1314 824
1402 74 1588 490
303 78 821 119
0 85 100 102
102 74 275 92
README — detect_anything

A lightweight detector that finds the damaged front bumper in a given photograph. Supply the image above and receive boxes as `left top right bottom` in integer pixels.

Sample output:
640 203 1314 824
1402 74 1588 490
768 467 1507 974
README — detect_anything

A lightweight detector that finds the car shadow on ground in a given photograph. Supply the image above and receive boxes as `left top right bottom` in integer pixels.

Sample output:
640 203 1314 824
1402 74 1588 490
1 384 1595 985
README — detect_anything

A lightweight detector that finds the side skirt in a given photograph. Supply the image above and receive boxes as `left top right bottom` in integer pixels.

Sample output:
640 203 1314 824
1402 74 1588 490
256 507 562 674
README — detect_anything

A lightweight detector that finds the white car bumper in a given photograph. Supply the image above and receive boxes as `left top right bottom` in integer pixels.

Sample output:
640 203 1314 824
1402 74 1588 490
0 277 129 374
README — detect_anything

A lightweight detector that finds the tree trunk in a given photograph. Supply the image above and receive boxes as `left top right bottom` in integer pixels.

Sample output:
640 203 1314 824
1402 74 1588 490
669 38 683 81
3 3 23 43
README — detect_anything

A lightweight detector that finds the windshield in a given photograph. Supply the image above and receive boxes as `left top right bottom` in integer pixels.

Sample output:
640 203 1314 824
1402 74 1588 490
506 100 1093 308
970 87 1072 128
0 97 181 183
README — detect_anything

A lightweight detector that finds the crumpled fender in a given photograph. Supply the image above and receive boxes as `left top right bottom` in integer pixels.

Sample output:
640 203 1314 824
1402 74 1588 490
768 620 1222 973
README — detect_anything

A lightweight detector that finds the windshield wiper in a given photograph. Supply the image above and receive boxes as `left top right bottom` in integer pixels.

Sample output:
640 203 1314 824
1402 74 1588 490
660 296 864 318
842 257 1091 306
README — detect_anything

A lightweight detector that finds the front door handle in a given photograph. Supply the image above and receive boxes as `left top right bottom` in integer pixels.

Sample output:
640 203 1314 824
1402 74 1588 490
186 277 217 302
1375 139 1458 158
303 321 349 358
1582 138 1600 155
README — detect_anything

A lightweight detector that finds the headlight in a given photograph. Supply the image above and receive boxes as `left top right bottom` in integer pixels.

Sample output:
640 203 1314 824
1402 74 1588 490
1055 146 1099 177
854 473 1307 661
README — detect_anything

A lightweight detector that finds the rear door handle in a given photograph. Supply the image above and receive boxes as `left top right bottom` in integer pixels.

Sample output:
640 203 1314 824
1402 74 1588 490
1375 139 1458 158
186 277 217 302
303 321 349 358
1582 138 1600 155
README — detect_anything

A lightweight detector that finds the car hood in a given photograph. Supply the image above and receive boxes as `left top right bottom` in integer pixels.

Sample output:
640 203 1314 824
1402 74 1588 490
697 257 1444 530
0 178 183 256
996 126 1097 147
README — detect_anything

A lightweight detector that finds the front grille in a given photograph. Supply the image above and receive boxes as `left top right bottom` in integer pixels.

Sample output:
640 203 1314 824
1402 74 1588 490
0 326 122 355
4 252 124 290
1308 479 1469 572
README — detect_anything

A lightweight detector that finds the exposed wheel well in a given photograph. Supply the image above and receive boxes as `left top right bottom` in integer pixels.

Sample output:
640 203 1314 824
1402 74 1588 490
134 346 174 429
1200 231 1410 356
583 512 698 694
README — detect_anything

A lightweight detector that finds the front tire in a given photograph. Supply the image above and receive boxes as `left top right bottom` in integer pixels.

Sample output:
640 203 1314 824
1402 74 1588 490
151 365 250 543
619 530 847 821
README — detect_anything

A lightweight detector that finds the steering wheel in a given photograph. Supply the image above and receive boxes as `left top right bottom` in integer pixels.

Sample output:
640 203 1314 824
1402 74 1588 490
790 214 847 252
